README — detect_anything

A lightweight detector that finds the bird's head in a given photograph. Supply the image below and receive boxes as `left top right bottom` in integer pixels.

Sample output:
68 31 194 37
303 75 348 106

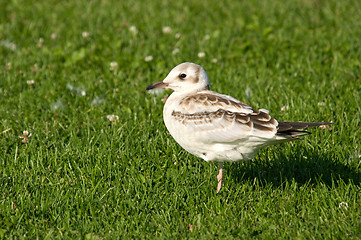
146 62 210 93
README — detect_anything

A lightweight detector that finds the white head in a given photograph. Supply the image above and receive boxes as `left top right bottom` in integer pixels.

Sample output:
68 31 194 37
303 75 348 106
146 62 210 93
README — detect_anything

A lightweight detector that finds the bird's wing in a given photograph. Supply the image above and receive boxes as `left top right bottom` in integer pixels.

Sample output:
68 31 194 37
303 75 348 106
171 91 278 143
276 121 333 138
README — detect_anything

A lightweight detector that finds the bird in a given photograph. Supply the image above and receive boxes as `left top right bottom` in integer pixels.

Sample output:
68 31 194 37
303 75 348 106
146 62 332 193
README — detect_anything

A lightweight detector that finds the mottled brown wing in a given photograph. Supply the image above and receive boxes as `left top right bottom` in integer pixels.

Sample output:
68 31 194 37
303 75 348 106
177 92 253 114
171 91 282 143
171 107 279 143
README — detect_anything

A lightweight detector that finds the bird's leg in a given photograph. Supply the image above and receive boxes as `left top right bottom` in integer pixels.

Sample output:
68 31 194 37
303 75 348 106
217 162 223 193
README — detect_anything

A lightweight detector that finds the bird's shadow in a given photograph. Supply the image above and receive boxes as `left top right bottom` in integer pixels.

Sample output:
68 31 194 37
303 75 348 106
227 145 361 188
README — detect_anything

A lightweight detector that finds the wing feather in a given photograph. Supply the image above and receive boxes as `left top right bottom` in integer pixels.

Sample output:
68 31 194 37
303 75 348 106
171 92 278 143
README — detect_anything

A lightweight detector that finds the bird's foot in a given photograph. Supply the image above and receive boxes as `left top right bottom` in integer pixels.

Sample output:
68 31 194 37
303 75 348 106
216 166 223 193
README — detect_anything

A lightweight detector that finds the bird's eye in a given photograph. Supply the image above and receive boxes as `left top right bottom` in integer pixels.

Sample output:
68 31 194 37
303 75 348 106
179 73 187 79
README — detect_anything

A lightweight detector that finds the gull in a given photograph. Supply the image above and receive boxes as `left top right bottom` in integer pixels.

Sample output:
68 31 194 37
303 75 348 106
146 62 332 193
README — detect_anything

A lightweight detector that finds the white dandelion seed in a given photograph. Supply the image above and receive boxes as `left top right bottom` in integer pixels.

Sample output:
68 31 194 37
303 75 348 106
50 33 57 40
144 56 153 62
211 58 218 63
91 97 105 105
66 83 86 96
204 34 210 41
51 99 65 112
175 33 181 39
197 52 205 58
162 26 172 34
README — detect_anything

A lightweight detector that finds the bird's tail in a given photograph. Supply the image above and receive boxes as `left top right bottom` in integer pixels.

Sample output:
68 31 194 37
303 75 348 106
276 121 333 139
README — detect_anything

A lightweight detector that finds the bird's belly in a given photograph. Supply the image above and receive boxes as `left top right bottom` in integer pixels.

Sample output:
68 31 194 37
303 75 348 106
165 120 262 162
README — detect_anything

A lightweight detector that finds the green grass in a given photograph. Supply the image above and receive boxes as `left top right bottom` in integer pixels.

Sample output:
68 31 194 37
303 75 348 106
1 0 361 238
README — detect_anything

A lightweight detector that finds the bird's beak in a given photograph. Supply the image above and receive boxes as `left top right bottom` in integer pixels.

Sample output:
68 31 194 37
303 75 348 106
146 81 169 90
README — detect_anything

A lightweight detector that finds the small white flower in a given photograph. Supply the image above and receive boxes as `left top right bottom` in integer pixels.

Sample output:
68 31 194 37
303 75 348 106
197 52 205 58
6 62 12 71
172 48 180 55
281 105 289 111
339 202 348 209
110 61 118 68
37 38 44 48
129 25 138 34
319 124 332 131
144 56 153 62
19 130 32 143
50 33 57 40
110 61 118 70
211 58 218 63
27 80 35 85
318 102 326 106
82 31 90 38
175 33 181 39
162 26 172 34
107 114 119 122
204 34 210 40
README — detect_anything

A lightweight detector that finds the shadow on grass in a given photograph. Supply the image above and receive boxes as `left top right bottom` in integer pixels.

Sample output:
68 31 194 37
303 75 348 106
227 145 361 187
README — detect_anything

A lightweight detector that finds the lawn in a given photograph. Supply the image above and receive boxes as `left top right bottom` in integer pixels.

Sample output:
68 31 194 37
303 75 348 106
1 0 361 238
